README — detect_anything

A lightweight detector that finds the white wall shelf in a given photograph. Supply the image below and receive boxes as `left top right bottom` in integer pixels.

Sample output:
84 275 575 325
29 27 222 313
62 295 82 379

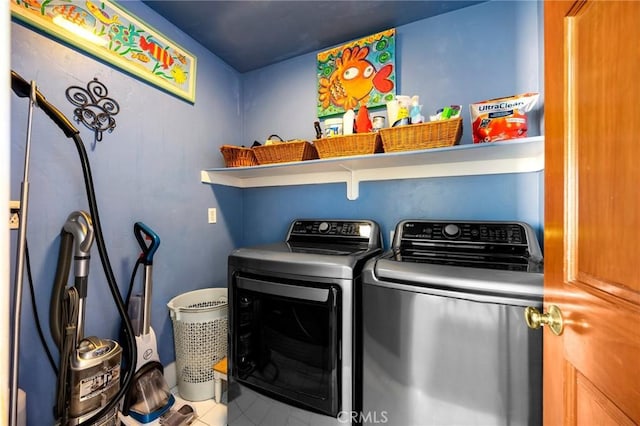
201 136 544 200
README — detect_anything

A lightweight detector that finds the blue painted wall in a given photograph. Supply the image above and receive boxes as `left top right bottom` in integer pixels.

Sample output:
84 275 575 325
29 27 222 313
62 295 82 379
241 172 544 249
10 0 543 423
242 0 543 146
10 2 242 422
240 0 544 248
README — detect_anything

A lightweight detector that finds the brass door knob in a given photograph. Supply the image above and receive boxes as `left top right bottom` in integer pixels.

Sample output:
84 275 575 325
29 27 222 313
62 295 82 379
524 304 564 336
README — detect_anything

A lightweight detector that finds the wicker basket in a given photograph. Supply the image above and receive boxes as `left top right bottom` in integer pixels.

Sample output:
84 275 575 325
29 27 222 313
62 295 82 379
314 133 383 159
220 145 258 167
253 140 318 164
379 118 463 153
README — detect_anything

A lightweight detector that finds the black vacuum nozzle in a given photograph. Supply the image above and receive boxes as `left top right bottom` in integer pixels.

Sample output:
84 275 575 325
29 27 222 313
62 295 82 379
10 70 31 98
11 70 80 138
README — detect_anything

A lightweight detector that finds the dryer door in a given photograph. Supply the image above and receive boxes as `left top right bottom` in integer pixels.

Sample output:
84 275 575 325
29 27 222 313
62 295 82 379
231 275 341 417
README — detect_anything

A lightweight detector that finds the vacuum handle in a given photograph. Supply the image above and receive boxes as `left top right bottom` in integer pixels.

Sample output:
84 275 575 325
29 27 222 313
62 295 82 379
11 70 79 138
134 222 160 265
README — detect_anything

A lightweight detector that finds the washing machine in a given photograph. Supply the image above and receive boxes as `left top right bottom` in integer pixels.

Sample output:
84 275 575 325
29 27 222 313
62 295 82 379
227 219 382 426
362 220 543 426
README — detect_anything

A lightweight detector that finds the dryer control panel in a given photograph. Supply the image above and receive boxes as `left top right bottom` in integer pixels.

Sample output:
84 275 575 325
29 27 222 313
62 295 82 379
287 219 381 248
289 220 372 237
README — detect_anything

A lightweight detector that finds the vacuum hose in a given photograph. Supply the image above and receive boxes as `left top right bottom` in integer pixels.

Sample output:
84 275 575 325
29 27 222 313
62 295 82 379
49 230 73 349
10 70 77 137
50 211 94 349
11 70 137 425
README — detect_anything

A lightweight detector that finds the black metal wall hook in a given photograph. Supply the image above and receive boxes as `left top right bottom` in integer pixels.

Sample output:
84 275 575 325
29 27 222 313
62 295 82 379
65 78 119 146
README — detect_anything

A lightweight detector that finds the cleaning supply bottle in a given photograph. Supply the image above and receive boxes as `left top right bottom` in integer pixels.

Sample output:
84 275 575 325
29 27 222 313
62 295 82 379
355 105 372 133
410 95 424 124
343 109 355 135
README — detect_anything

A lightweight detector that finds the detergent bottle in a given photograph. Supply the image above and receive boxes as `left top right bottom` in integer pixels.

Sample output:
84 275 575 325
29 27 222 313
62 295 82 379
355 105 372 133
343 109 355 135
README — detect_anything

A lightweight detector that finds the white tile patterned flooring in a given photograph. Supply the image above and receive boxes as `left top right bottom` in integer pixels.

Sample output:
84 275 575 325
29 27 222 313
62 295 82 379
227 384 339 426
171 387 227 426
118 362 336 426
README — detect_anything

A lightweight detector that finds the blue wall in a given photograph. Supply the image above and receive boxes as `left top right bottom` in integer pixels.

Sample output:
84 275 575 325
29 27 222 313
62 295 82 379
10 0 543 423
10 2 242 422
242 0 543 147
240 173 544 249
240 0 544 248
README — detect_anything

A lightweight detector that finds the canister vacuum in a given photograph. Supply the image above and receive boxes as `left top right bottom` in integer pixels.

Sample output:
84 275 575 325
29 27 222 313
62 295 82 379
49 211 123 425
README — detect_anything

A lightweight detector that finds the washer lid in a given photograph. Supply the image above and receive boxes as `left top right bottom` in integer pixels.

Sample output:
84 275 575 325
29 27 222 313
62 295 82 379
362 219 544 304
365 255 543 305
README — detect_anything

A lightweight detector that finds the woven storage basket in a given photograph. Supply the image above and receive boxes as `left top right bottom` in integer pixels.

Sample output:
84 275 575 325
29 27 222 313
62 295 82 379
253 140 318 164
379 117 463 153
220 145 258 167
314 133 383 159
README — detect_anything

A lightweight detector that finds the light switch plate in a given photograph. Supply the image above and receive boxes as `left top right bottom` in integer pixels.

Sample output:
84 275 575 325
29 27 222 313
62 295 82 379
208 208 217 224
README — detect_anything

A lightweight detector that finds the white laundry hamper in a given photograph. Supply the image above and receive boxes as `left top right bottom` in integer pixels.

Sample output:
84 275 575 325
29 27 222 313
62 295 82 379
167 287 228 401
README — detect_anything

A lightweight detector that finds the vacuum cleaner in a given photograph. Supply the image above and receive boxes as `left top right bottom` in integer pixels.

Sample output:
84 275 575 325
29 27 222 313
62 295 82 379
121 222 175 423
9 71 138 426
50 211 123 425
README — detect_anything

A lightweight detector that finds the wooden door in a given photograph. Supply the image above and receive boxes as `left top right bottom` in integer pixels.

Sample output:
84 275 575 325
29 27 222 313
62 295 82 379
544 1 640 424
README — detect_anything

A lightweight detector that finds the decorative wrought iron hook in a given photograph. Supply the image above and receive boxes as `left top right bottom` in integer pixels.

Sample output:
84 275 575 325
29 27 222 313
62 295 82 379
65 78 119 146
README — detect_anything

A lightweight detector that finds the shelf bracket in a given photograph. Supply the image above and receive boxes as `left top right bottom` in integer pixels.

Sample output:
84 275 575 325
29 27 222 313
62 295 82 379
340 165 359 200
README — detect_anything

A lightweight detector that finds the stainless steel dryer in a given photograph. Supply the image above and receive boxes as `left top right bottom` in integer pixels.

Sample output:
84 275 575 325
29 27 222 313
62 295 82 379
228 219 382 426
362 220 543 426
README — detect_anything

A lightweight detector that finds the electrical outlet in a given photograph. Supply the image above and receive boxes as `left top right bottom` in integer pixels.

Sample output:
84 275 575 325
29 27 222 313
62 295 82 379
9 200 20 230
208 208 217 224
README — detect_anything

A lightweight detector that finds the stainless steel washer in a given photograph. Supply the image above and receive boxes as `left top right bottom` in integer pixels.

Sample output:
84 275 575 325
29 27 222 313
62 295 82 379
362 220 543 426
228 219 382 426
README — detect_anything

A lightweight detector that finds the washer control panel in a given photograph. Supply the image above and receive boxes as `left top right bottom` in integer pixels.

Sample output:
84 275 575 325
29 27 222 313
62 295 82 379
401 221 527 245
395 220 543 270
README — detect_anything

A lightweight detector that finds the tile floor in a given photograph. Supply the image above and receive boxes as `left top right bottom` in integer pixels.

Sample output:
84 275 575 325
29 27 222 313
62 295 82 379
171 387 226 426
227 384 339 426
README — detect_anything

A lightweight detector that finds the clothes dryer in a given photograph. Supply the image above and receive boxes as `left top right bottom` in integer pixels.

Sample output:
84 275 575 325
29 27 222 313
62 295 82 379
228 219 382 426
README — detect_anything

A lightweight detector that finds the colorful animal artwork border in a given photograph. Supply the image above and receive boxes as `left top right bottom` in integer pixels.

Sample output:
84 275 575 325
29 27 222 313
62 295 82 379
317 29 396 118
11 0 197 103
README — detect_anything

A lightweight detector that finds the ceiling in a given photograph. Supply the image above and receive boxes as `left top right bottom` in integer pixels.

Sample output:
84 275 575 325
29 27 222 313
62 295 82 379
143 1 485 73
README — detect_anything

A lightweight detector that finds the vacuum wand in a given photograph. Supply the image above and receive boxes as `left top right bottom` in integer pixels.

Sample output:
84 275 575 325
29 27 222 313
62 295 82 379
9 81 36 426
9 73 79 425
143 264 153 335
